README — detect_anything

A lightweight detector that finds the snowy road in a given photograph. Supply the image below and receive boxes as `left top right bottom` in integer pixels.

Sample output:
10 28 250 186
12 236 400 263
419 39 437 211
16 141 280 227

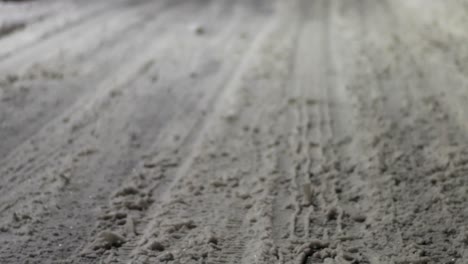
1 0 468 263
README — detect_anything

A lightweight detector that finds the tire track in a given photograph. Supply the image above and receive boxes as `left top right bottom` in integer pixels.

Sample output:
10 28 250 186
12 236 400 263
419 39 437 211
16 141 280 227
317 1 375 262
0 0 129 61
0 4 220 262
65 1 282 263
270 0 303 248
0 0 208 197
209 7 301 263
302 1 369 263
0 0 203 198
124 15 279 264
3 1 467 263
0 0 166 73
0 2 217 262
288 0 321 243
0 0 183 161
293 0 335 245
273 1 352 263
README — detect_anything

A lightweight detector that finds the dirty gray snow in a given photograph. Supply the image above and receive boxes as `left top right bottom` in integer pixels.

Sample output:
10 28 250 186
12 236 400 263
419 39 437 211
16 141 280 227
1 0 468 263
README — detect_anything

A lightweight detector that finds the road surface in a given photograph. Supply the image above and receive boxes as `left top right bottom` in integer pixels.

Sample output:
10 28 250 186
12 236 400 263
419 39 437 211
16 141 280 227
1 0 468 263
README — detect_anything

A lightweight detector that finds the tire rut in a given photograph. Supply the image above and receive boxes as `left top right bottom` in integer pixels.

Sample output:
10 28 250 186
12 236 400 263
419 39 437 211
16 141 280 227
0 0 205 194
0 0 130 61
0 2 213 263
122 15 279 264
0 0 183 161
2 1 468 263
62 1 284 263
